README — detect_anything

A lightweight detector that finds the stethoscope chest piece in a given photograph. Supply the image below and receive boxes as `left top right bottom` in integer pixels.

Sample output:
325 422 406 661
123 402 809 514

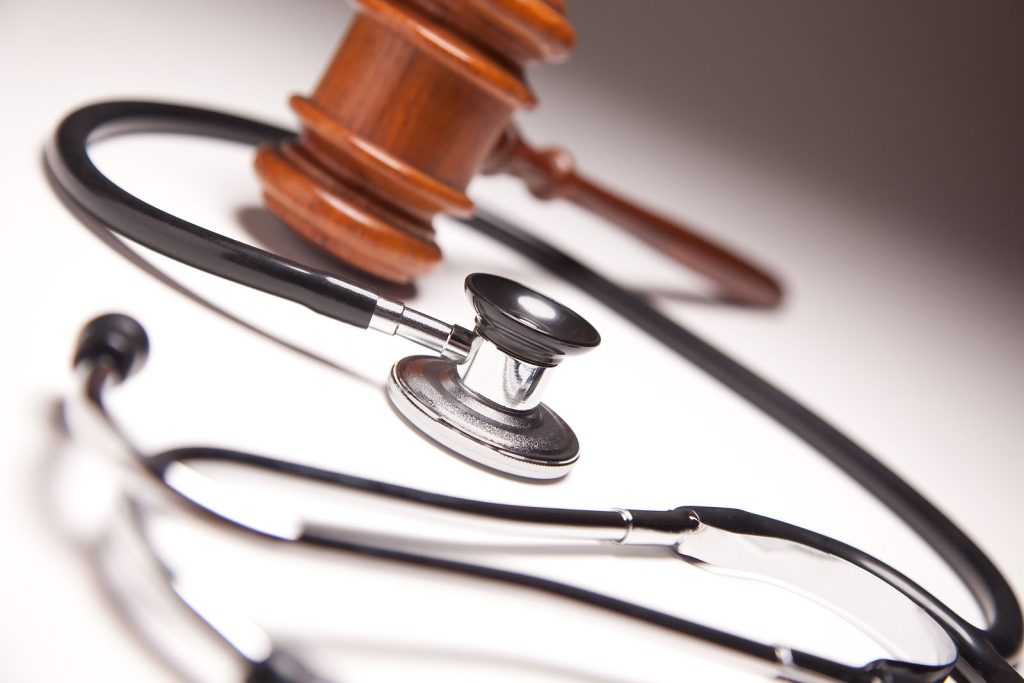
387 274 600 479
388 356 580 478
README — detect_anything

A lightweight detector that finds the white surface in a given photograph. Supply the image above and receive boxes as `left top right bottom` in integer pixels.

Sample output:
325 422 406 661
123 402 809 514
2 1 1022 681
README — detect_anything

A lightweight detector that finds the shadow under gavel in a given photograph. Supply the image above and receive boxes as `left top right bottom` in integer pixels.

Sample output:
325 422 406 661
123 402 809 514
255 0 783 307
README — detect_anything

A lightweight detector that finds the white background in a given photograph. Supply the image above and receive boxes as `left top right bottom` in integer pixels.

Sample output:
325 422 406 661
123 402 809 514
2 1 1022 681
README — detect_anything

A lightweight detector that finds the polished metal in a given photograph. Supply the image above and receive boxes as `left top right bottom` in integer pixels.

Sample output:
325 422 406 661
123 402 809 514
367 296 403 334
374 276 599 477
64 370 272 682
457 336 552 411
614 508 700 546
387 356 580 478
674 524 957 668
369 297 473 362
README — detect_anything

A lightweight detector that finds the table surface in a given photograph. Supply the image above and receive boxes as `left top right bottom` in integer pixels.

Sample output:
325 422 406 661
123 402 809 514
3 1 1023 681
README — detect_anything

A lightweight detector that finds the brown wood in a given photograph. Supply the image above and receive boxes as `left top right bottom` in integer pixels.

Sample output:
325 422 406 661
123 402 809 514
255 0 783 306
484 125 783 307
255 0 571 283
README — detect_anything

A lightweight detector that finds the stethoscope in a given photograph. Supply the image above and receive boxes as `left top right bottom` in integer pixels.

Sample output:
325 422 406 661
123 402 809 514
48 100 1021 682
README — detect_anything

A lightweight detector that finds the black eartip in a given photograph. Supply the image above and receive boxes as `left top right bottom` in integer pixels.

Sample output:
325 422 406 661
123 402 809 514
73 313 149 381
464 273 600 366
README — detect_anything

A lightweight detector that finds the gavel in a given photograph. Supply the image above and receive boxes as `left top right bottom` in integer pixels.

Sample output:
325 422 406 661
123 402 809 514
254 0 783 307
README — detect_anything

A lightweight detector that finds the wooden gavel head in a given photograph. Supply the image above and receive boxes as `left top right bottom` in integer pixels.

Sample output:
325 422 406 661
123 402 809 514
255 0 783 306
254 0 572 283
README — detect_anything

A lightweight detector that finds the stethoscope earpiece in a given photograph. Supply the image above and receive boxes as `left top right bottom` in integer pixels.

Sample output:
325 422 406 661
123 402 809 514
387 274 599 479
73 313 150 382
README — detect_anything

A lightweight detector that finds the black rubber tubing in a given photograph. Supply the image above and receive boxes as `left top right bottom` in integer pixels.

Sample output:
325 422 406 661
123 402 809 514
464 209 1023 662
145 446 948 683
47 102 380 329
47 100 1020 671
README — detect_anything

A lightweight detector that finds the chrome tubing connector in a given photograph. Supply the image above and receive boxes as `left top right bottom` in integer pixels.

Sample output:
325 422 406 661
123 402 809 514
369 297 473 362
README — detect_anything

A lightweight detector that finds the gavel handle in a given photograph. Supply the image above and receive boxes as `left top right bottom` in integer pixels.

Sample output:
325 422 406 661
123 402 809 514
484 125 783 308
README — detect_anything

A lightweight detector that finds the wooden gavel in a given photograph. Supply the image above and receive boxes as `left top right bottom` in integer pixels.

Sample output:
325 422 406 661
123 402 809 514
254 0 783 307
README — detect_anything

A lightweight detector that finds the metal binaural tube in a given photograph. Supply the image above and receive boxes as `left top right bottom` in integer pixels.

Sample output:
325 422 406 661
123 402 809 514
369 297 473 362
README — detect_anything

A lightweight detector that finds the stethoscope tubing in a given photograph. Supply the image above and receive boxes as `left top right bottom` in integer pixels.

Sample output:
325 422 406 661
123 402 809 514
47 100 1021 680
464 209 1024 661
47 101 379 329
72 363 954 683
152 445 1013 681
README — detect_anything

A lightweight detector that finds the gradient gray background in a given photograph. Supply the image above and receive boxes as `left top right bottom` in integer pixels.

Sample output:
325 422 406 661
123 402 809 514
538 1 1024 286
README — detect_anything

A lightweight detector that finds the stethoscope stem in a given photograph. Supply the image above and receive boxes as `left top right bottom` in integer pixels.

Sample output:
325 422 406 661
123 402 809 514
368 296 473 362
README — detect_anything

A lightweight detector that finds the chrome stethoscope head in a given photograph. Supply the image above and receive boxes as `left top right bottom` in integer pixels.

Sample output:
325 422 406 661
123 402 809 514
386 274 600 480
46 100 597 480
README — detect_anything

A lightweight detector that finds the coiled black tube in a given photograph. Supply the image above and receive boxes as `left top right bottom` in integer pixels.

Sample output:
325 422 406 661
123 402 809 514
47 101 379 328
463 210 1023 662
49 100 1020 679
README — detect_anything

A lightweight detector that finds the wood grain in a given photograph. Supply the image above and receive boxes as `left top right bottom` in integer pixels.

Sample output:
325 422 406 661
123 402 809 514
256 0 783 305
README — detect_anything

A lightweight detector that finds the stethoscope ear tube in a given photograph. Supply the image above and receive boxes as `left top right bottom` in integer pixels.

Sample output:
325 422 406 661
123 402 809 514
70 317 963 682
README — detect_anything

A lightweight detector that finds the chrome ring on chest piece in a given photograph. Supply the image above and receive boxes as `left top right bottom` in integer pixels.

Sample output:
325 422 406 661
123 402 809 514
386 273 600 479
